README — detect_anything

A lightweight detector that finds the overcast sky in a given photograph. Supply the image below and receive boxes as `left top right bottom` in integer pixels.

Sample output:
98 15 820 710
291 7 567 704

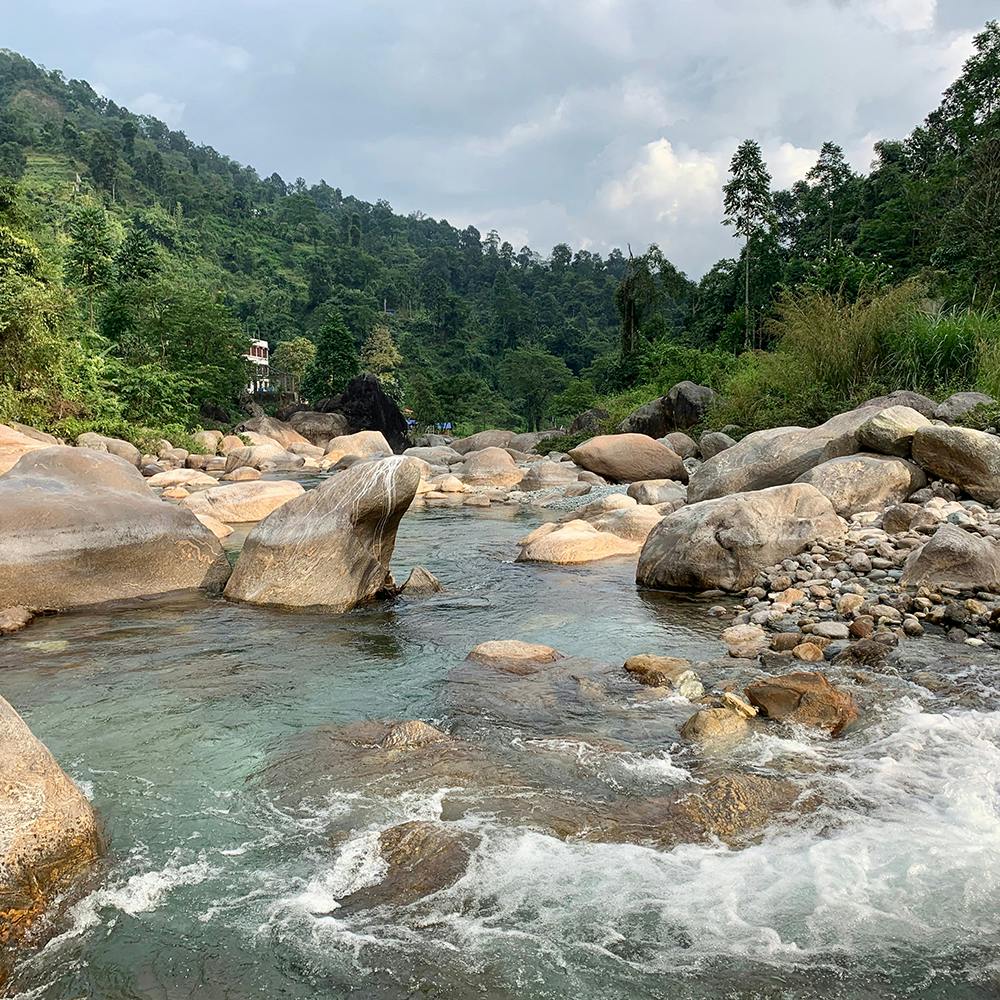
4 0 995 275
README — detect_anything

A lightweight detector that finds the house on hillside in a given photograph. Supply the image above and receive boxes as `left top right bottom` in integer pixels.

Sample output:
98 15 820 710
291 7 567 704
244 338 269 393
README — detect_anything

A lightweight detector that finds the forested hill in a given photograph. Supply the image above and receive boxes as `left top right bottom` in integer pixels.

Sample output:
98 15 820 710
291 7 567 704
0 47 667 434
1 22 999 444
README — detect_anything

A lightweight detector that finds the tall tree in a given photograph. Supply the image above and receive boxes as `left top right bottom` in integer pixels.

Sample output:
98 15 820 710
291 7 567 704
723 140 773 350
806 142 853 247
64 201 116 329
360 322 403 402
302 312 359 401
271 335 318 394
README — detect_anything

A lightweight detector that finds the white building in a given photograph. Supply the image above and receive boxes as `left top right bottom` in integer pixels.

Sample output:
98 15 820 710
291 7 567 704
245 338 269 392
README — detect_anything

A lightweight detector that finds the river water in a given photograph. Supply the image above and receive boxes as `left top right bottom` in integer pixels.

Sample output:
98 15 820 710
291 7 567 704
3 504 1000 999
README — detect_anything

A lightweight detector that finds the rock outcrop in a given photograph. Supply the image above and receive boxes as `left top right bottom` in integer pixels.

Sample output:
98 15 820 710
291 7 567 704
795 454 926 517
224 456 421 610
636 483 844 592
569 434 688 484
1 695 102 949
0 448 230 609
911 425 1000 503
314 374 410 453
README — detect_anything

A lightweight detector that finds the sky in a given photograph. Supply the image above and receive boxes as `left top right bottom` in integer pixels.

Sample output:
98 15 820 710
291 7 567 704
3 0 996 276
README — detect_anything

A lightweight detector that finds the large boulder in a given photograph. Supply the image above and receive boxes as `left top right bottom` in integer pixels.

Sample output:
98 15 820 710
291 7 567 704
0 695 102 950
287 410 350 446
857 405 931 457
224 456 421 610
795 455 926 517
900 523 1000 591
636 483 844 593
458 447 524 488
323 430 393 466
515 520 640 564
9 423 59 446
687 406 884 502
182 480 305 523
314 374 410 453
862 390 937 418
508 430 562 453
75 431 141 467
627 479 687 507
745 671 859 735
0 424 49 476
569 434 688 484
191 429 223 454
665 381 716 430
451 430 514 455
233 415 309 450
569 408 608 435
517 460 578 491
0 448 230 609
404 445 463 466
935 391 994 424
618 397 672 438
911 425 1000 503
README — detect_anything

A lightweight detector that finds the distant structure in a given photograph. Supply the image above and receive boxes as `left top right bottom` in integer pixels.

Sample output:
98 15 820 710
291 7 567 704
244 338 270 393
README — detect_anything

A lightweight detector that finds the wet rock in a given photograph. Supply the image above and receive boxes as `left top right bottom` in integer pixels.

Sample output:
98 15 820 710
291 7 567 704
466 640 564 672
911 425 1000 503
679 707 748 742
0 695 102 949
0 607 33 635
569 434 688 484
795 454 925 517
900 523 1000 591
378 720 449 749
0 448 230 609
400 566 443 596
745 671 859 734
182 480 305 523
637 484 844 593
224 457 421 610
792 642 825 662
857 405 931 457
721 623 768 658
623 655 704 698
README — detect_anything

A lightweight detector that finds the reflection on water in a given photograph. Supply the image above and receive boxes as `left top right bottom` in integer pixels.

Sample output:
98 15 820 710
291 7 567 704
2 506 999 999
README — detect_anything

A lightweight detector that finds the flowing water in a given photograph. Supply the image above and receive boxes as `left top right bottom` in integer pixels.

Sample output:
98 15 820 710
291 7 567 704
3 503 1000 999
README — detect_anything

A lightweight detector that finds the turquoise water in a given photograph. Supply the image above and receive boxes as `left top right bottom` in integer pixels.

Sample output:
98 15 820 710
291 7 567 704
3 505 1000 999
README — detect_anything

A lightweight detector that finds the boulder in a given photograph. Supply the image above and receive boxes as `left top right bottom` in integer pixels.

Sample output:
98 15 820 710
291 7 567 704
0 448 230 609
400 566 443 595
182 480 305 523
586 504 663 543
224 457 420 610
569 408 609 435
515 520 640 564
146 468 218 489
627 479 687 507
618 397 673 438
9 423 59 446
687 406 890 502
934 391 994 423
623 655 703 698
74 431 141 467
314 374 410 453
569 434 688 484
699 430 736 460
451 430 514 455
665 381 716 430
287 410 350 446
745 671 859 734
219 434 246 455
233 415 310 450
458 447 524 488
404 445 463 466
0 695 102 950
467 640 563 668
559 494 636 522
287 441 324 458
195 513 234 540
795 455 926 517
679 707 747 742
517 460 578 491
636 483 844 592
0 607 33 635
191 430 223 454
222 466 262 482
508 430 562 453
0 424 49 476
857 405 931 457
661 431 698 459
862 390 938 418
911 425 1000 503
224 443 303 473
323 430 393 465
900 523 1000 591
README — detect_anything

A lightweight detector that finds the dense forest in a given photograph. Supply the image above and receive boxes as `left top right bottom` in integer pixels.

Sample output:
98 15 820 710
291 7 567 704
0 21 998 445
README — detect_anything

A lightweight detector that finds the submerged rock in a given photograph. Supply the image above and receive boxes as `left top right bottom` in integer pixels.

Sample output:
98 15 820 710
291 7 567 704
745 671 859 735
0 448 230 609
515 520 640 564
0 695 103 949
224 456 421 610
466 640 564 671
623 655 703 698
400 566 443 596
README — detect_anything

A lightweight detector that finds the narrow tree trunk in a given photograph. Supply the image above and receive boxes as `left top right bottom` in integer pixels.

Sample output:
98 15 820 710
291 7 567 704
744 239 751 351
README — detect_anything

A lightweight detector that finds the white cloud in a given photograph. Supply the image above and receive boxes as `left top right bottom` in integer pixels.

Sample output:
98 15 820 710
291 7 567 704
867 0 937 32
128 92 186 127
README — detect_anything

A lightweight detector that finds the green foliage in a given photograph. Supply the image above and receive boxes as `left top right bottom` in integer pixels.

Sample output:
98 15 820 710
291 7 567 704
302 311 359 400
499 345 572 430
360 322 403 402
270 335 317 382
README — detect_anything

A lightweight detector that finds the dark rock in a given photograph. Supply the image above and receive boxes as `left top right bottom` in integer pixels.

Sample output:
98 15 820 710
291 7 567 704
314 374 410 453
569 408 609 435
862 390 938 418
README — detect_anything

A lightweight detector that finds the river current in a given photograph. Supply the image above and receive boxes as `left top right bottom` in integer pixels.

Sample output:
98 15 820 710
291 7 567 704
3 503 999 999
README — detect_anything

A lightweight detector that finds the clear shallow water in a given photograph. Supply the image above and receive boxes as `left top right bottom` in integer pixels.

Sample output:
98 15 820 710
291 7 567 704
2 505 1000 999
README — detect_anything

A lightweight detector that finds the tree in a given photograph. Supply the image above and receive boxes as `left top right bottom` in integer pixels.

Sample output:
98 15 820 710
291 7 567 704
302 312 359 401
114 227 159 283
64 201 116 329
723 140 773 350
360 322 403 402
271 335 317 393
806 142 853 247
408 373 442 428
500 346 571 430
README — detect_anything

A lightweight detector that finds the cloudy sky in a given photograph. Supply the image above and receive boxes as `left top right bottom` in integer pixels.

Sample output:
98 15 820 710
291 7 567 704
4 0 995 275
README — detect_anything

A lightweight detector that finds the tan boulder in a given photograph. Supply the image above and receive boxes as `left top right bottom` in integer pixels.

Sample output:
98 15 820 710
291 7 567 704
569 433 688 484
195 513 234 539
627 479 687 507
451 429 514 455
146 468 218 489
224 442 304 473
623 655 703 698
287 410 350 446
191 429 224 454
75 431 141 467
222 466 262 482
587 504 663 543
745 671 859 734
0 695 102 949
857 405 931 457
0 606 33 635
224 457 420 610
637 483 844 592
467 640 563 667
182 480 305 523
234 415 310 449
219 434 246 455
323 430 393 466
458 447 524 488
900 523 1000 591
795 454 925 517
517 460 578 491
0 424 49 475
679 707 748 742
515 520 639 564
0 448 230 609
911 425 1000 503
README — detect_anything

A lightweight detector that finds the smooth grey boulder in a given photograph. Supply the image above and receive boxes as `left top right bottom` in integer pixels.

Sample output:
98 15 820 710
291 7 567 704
934 392 994 424
911 425 1000 503
636 483 844 592
224 456 421 610
665 381 716 430
0 448 230 609
287 410 350 446
661 431 699 459
699 430 736 460
795 454 926 517
900 523 1000 591
75 431 141 467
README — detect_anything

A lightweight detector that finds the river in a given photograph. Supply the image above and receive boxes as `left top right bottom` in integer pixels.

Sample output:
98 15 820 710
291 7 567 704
2 504 999 999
